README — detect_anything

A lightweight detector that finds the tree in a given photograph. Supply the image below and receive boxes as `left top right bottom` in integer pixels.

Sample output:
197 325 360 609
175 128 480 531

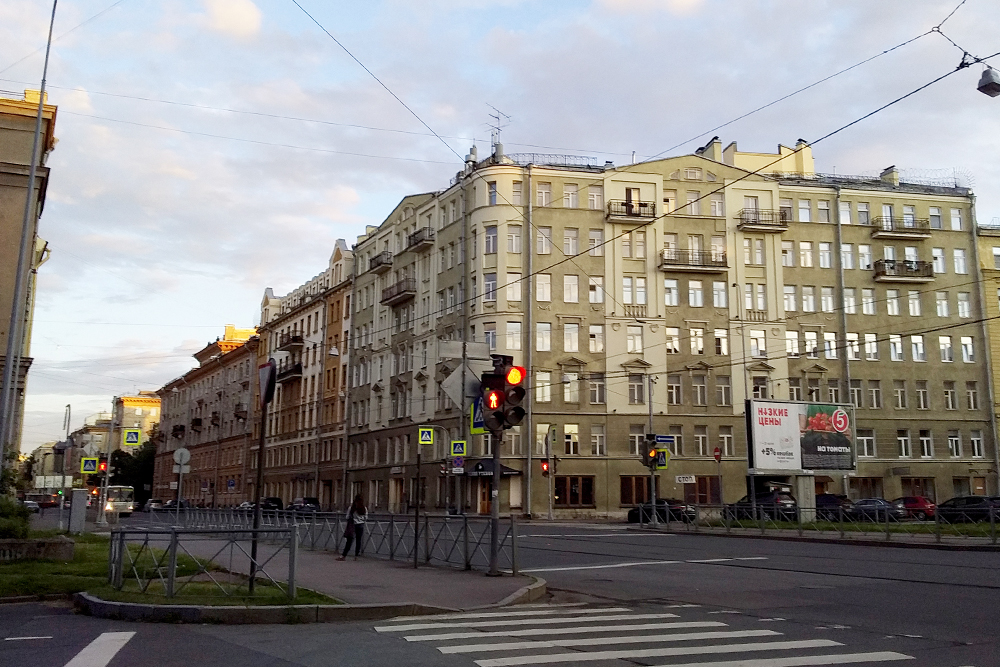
109 440 156 506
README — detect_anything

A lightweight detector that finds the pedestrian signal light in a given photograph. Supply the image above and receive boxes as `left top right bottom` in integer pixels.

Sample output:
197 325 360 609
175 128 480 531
486 389 503 410
540 459 550 477
98 460 107 472
481 373 507 431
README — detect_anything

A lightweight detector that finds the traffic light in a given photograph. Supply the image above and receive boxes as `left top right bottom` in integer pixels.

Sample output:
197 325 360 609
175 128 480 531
98 459 108 472
642 434 657 468
481 373 506 431
540 459 550 477
502 364 527 427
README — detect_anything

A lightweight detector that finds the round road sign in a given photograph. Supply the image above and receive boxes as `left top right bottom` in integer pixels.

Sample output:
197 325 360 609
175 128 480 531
173 447 191 465
713 447 721 462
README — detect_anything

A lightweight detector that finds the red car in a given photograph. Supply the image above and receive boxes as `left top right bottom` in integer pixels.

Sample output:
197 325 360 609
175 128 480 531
892 496 936 520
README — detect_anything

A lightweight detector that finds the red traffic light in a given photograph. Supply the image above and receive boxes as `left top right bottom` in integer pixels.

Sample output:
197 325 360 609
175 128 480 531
505 365 526 385
98 461 107 472
485 389 503 410
540 460 550 476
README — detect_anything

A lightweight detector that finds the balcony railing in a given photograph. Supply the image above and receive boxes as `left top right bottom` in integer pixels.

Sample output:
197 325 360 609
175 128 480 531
623 305 647 318
736 208 788 231
276 334 303 352
659 249 728 272
381 278 417 306
276 362 303 384
608 200 656 218
873 259 934 281
369 250 393 273
406 227 435 250
871 216 932 238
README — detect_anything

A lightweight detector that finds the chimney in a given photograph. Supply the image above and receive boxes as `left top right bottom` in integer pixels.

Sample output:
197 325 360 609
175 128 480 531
880 165 899 187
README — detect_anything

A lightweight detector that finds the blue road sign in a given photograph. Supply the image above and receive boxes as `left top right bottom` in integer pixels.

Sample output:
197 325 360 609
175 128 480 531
452 456 464 469
470 397 485 435
418 427 434 445
227 478 235 490
655 434 674 445
451 440 466 456
81 457 98 473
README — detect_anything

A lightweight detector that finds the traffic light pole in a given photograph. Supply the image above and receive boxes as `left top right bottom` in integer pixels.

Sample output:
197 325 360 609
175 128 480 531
648 375 657 528
96 396 116 527
488 426 501 576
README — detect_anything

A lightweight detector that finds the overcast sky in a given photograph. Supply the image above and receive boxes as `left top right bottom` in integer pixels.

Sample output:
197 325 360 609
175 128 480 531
4 0 998 451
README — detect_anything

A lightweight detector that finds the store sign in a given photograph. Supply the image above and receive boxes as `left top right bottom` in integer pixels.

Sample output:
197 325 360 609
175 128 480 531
748 400 855 472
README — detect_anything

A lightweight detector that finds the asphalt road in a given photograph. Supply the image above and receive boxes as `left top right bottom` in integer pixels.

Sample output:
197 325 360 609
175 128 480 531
4 521 997 666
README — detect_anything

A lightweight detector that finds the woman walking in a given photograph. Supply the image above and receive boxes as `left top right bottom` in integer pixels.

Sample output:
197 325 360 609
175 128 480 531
337 494 367 560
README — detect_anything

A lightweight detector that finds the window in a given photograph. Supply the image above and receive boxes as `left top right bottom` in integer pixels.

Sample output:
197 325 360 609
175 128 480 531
908 291 922 317
865 333 878 360
860 288 875 315
856 202 870 225
634 231 646 259
621 474 655 504
818 200 831 222
841 244 854 269
957 292 971 318
869 380 882 408
589 276 604 303
798 200 811 222
690 328 704 355
512 181 522 206
890 334 904 361
588 185 603 210
563 374 579 403
944 381 957 410
720 426 734 456
487 181 497 205
744 238 764 265
805 331 819 358
588 229 604 256
695 426 709 456
554 476 594 508
589 373 606 404
784 286 797 312
686 191 700 215
752 376 769 399
563 228 579 254
828 379 841 403
627 326 643 353
915 380 929 409
537 182 551 206
536 371 551 402
484 273 497 301
536 274 551 301
839 201 852 224
954 249 967 274
893 380 907 409
563 184 579 208
591 424 606 455
886 290 900 316
939 336 953 362
635 277 647 305
911 335 926 361
928 206 941 229
799 241 813 267
781 241 794 267
919 430 933 458
506 321 522 350
666 374 681 405
622 277 632 304
750 330 766 358
538 227 552 254
691 375 708 406
629 374 645 404
665 327 680 354
967 381 979 410
897 430 912 458
689 280 704 307
847 333 860 360
972 431 984 458
844 288 857 314
819 242 832 268
716 376 732 406
629 425 644 456
961 336 975 362
714 329 728 355
589 325 604 352
935 292 949 317
536 323 551 351
825 332 838 359
507 274 521 302
713 281 728 308
858 429 876 457
950 208 963 231
786 331 800 357
946 430 962 457
664 279 679 306
780 198 793 221
564 275 579 303
932 247 945 273
850 379 863 407
858 244 872 270
802 286 816 312
563 323 579 352
710 195 724 216
821 287 835 313
507 225 521 253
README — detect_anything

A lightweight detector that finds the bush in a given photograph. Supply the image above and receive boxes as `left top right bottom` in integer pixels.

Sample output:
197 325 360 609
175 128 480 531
0 497 30 539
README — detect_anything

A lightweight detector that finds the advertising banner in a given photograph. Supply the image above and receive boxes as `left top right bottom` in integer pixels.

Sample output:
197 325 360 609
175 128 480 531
748 399 855 472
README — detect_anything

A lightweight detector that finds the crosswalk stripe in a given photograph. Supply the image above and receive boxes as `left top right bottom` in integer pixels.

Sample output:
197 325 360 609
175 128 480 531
642 652 914 667
474 639 843 667
439 629 781 654
63 632 136 667
376 612 679 633
403 621 727 642
382 607 630 623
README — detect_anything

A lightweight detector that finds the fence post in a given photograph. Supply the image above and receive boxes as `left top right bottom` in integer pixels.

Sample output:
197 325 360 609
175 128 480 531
758 506 765 535
389 515 396 560
463 514 471 571
798 509 803 538
991 506 997 545
166 527 178 598
511 514 519 575
114 531 125 589
935 508 942 543
838 505 844 540
288 526 298 600
424 513 431 564
693 505 699 533
884 507 891 541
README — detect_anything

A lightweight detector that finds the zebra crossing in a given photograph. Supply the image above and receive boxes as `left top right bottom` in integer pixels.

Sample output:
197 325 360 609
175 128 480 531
374 603 915 666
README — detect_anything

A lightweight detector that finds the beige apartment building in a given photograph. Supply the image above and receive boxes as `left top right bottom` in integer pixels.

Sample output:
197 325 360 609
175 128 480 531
335 138 995 519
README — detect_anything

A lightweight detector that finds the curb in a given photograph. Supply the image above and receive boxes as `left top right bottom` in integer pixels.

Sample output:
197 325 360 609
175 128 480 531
475 576 547 609
627 525 1000 551
0 593 72 605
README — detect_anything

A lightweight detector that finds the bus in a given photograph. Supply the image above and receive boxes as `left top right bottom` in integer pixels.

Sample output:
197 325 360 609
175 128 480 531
105 485 135 516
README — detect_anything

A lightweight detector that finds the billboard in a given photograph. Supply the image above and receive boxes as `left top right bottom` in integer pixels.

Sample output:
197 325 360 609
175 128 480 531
747 399 855 472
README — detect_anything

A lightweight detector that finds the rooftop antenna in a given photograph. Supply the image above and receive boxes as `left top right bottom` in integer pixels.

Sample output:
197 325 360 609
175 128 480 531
486 103 511 148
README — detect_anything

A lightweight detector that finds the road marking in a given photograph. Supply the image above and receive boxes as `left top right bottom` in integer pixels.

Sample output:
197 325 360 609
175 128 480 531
474 639 843 666
403 621 727 642
383 607 630 623
376 612 679 632
735 556 769 561
4 636 52 641
639 652 913 667
63 632 135 667
439 629 781 654
759 618 786 622
520 560 680 573
687 558 736 563
520 533 675 538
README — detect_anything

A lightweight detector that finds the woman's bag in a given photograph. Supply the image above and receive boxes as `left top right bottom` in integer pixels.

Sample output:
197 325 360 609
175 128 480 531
344 512 356 538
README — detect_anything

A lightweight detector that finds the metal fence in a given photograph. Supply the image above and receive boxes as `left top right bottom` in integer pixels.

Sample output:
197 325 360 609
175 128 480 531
108 527 298 599
144 509 518 572
637 504 1000 545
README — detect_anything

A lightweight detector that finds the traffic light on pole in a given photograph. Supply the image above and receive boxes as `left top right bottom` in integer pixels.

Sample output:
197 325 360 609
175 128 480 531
98 459 108 472
481 373 506 431
643 434 657 468
540 459 550 477
502 364 527 427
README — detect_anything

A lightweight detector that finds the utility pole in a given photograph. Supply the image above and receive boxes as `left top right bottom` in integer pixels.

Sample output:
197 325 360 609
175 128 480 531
648 374 657 528
524 164 533 518
96 397 116 527
249 354 275 595
58 404 70 531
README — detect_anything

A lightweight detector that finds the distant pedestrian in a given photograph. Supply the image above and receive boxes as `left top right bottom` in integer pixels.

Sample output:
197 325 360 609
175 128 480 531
337 494 367 561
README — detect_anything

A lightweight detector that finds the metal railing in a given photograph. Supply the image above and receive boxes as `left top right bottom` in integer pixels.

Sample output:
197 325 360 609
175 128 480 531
608 200 656 218
659 249 727 270
873 259 934 280
871 216 932 235
145 509 518 572
735 208 788 228
381 278 417 305
407 227 435 249
369 250 393 272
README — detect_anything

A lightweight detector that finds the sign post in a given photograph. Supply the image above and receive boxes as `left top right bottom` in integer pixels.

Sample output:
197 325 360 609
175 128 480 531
172 447 190 521
714 446 723 505
250 358 276 594
122 428 141 447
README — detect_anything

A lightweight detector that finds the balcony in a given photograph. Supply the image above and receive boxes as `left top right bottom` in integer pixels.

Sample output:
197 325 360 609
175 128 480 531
369 250 393 274
873 259 935 283
381 278 417 306
406 226 435 251
608 200 656 219
736 208 788 232
737 310 768 323
233 404 248 421
871 217 932 239
623 305 647 318
659 249 728 273
276 333 303 352
276 362 303 384
190 418 203 433
171 424 185 439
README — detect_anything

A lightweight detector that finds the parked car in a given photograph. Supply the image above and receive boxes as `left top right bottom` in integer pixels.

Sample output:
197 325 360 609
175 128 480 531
936 496 1000 523
162 499 190 510
237 501 255 510
20 500 40 513
726 491 798 521
289 497 320 513
143 499 164 512
815 493 854 520
891 496 936 521
851 498 908 522
260 497 284 511
627 498 696 523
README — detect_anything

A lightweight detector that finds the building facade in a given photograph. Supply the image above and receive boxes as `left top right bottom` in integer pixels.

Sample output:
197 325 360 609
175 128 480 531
155 325 256 506
335 138 995 518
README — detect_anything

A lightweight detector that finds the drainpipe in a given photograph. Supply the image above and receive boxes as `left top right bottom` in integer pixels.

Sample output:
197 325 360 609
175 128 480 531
344 265 358 511
833 187 851 495
314 287 330 504
524 164 534 517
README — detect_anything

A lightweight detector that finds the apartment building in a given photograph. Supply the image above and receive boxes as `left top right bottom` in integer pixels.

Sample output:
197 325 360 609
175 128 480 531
340 138 994 518
154 325 256 505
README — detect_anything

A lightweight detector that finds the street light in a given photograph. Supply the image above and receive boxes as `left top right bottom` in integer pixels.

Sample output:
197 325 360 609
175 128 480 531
978 67 1000 97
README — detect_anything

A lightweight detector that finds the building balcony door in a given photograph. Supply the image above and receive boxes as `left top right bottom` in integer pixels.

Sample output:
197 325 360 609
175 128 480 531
389 478 404 513
478 479 492 515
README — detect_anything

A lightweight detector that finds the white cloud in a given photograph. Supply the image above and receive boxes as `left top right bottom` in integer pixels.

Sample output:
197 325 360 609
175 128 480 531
596 0 704 15
201 0 262 39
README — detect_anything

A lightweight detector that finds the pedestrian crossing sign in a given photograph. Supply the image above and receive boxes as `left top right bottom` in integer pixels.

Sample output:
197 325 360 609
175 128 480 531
418 427 434 445
81 457 99 473
655 448 671 470
122 428 141 447
451 440 466 457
